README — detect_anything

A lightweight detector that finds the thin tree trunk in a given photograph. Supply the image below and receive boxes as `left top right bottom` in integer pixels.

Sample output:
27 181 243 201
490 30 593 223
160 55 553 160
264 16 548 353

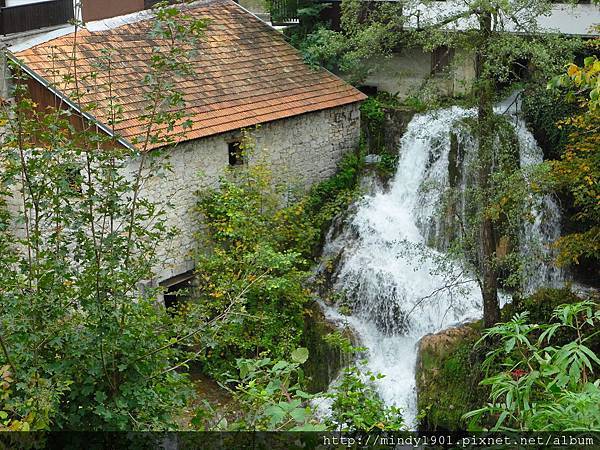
476 12 500 328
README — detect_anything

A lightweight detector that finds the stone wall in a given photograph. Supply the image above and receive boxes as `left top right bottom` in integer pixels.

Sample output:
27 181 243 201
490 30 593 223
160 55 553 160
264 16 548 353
133 102 361 283
363 47 476 99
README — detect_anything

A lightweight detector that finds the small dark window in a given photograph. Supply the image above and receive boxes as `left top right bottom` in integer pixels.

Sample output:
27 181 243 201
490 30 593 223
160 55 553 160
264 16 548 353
228 140 244 166
358 85 378 96
160 271 195 313
431 46 454 74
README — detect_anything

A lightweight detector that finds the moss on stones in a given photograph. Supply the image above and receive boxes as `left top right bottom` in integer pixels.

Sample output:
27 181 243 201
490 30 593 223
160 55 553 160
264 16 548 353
302 301 349 393
416 322 488 431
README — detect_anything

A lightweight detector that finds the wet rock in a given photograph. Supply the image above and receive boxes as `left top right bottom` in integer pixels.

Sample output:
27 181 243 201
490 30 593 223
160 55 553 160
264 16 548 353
383 107 416 153
302 301 351 393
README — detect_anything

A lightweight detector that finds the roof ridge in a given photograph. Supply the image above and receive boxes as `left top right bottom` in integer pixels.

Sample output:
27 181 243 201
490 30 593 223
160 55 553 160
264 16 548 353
10 0 366 150
10 0 230 53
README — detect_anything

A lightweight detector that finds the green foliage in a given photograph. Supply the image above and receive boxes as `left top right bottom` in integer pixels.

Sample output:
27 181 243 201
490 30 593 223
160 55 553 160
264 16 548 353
323 331 361 355
502 287 583 326
0 365 64 431
297 0 405 83
361 97 386 153
193 151 362 376
192 349 325 431
194 185 311 376
441 114 543 294
361 97 385 133
522 84 577 160
304 150 364 236
543 46 600 269
0 4 206 430
326 364 404 431
298 26 350 72
286 2 333 49
464 300 600 431
192 344 405 432
550 52 600 112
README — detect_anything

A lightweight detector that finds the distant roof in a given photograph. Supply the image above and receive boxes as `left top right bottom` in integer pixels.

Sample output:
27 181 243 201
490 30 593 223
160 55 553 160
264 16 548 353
10 0 366 150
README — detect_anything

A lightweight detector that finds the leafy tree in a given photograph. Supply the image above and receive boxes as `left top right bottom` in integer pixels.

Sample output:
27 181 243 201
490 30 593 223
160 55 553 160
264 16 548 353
411 0 579 327
546 45 600 269
0 3 213 430
299 0 405 83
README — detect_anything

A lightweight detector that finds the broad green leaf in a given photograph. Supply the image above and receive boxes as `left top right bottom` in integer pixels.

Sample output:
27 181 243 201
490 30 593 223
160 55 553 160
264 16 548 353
291 347 309 364
264 404 285 425
290 407 308 423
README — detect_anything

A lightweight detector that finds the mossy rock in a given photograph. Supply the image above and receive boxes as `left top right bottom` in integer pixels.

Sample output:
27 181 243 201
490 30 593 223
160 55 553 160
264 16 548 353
302 301 349 393
416 322 488 431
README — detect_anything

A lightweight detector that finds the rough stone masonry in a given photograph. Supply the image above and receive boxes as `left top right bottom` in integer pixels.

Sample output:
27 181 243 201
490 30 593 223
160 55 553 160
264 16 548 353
135 103 361 285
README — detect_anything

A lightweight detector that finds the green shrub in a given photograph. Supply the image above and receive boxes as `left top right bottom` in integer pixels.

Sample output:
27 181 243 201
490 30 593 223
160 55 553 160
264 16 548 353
194 166 312 376
361 97 386 152
304 150 363 238
502 287 600 353
522 84 578 160
193 348 325 431
193 153 363 376
503 287 581 323
465 300 600 431
327 364 404 431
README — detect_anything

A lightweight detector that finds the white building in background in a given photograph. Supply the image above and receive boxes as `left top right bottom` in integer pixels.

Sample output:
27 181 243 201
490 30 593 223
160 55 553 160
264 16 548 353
311 0 600 97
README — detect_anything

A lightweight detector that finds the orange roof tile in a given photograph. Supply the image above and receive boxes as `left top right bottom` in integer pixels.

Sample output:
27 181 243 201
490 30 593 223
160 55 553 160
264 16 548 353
12 0 366 150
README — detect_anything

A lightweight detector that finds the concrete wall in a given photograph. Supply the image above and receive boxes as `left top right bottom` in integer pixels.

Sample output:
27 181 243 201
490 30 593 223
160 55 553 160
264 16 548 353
132 103 361 283
363 47 476 99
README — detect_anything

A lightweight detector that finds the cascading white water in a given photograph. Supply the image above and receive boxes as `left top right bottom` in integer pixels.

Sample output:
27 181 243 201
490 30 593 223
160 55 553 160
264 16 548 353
318 104 562 429
515 119 563 292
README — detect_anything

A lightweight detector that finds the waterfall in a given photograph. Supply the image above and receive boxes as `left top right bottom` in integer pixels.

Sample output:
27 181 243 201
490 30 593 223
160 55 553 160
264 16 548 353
318 105 562 429
515 119 563 293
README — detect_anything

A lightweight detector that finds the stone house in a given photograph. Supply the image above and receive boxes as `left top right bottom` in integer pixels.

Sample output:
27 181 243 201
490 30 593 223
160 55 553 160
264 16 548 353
4 0 366 297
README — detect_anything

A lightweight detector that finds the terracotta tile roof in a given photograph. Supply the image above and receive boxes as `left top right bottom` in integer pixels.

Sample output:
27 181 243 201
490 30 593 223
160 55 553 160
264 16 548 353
11 0 366 150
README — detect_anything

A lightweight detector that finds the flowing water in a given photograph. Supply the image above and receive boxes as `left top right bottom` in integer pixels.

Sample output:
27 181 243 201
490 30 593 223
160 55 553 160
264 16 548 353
318 104 562 429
